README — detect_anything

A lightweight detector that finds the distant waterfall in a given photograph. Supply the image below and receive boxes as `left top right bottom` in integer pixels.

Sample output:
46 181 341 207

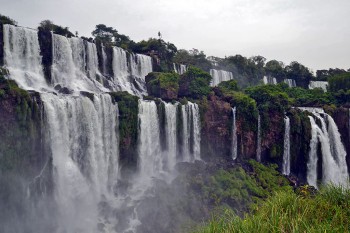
210 69 233 86
301 108 349 188
284 79 296 87
282 116 291 175
112 47 152 96
309 81 328 92
263 76 277 85
3 24 49 91
173 63 187 75
41 93 119 232
232 107 237 160
256 114 262 162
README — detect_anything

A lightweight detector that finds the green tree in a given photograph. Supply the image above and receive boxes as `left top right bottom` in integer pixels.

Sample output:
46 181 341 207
92 24 118 44
0 14 17 25
285 61 313 88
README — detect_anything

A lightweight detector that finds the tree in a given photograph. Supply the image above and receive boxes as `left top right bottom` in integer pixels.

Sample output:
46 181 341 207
265 60 286 82
285 61 313 88
92 24 118 44
38 20 75 37
0 14 17 25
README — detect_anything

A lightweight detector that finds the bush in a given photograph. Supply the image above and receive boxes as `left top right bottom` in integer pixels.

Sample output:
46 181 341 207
328 72 350 93
179 66 212 99
195 185 350 233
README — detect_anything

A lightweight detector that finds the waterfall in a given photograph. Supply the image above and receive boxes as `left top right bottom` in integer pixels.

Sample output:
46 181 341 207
173 63 187 75
302 108 349 188
138 100 162 177
179 102 201 162
284 79 296 87
52 34 108 93
41 93 119 232
307 116 319 188
232 107 237 160
163 102 178 170
263 76 277 85
3 24 49 91
130 53 152 94
210 69 233 86
112 47 152 96
256 114 262 162
101 44 108 76
309 81 328 92
282 116 291 175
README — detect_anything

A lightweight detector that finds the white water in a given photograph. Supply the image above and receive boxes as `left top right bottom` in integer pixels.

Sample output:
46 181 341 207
210 69 233 86
163 102 179 170
3 24 50 91
41 93 119 233
307 116 320 188
309 81 328 92
304 110 349 188
52 34 108 93
284 79 296 87
3 24 153 96
256 114 262 162
173 63 187 75
181 102 201 162
282 116 291 175
112 47 153 96
232 107 238 160
263 76 277 85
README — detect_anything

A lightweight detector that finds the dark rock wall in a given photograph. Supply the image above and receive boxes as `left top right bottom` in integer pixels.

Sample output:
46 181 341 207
332 107 350 172
200 95 232 161
38 28 53 83
0 24 3 66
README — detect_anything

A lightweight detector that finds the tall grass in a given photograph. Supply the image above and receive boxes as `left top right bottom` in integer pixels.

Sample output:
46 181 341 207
195 185 350 233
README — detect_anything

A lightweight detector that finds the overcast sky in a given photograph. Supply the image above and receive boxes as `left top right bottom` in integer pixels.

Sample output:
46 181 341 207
1 0 349 71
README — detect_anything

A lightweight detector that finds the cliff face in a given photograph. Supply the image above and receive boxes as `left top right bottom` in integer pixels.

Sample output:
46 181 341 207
38 28 53 83
200 95 232 161
0 76 52 223
332 107 350 171
0 24 3 66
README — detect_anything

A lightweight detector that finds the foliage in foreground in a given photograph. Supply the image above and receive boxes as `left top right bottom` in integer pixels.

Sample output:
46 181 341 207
195 185 350 233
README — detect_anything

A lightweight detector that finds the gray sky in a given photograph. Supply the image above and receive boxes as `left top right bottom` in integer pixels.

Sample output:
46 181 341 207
1 0 349 71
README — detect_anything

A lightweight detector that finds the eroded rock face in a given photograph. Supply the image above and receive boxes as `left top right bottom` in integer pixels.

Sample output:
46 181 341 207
200 95 232 160
332 107 350 171
0 24 3 66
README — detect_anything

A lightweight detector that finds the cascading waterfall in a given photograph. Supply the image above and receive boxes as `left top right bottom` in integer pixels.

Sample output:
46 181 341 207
284 79 296 87
210 69 233 86
307 116 320 188
301 108 349 187
3 24 49 91
138 100 163 177
263 76 277 85
41 93 119 232
163 102 178 171
232 107 237 160
309 81 328 92
52 34 107 93
112 47 152 96
282 116 291 175
101 44 108 76
256 114 262 162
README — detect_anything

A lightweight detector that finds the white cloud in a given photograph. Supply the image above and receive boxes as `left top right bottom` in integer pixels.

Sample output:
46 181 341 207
0 0 349 70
